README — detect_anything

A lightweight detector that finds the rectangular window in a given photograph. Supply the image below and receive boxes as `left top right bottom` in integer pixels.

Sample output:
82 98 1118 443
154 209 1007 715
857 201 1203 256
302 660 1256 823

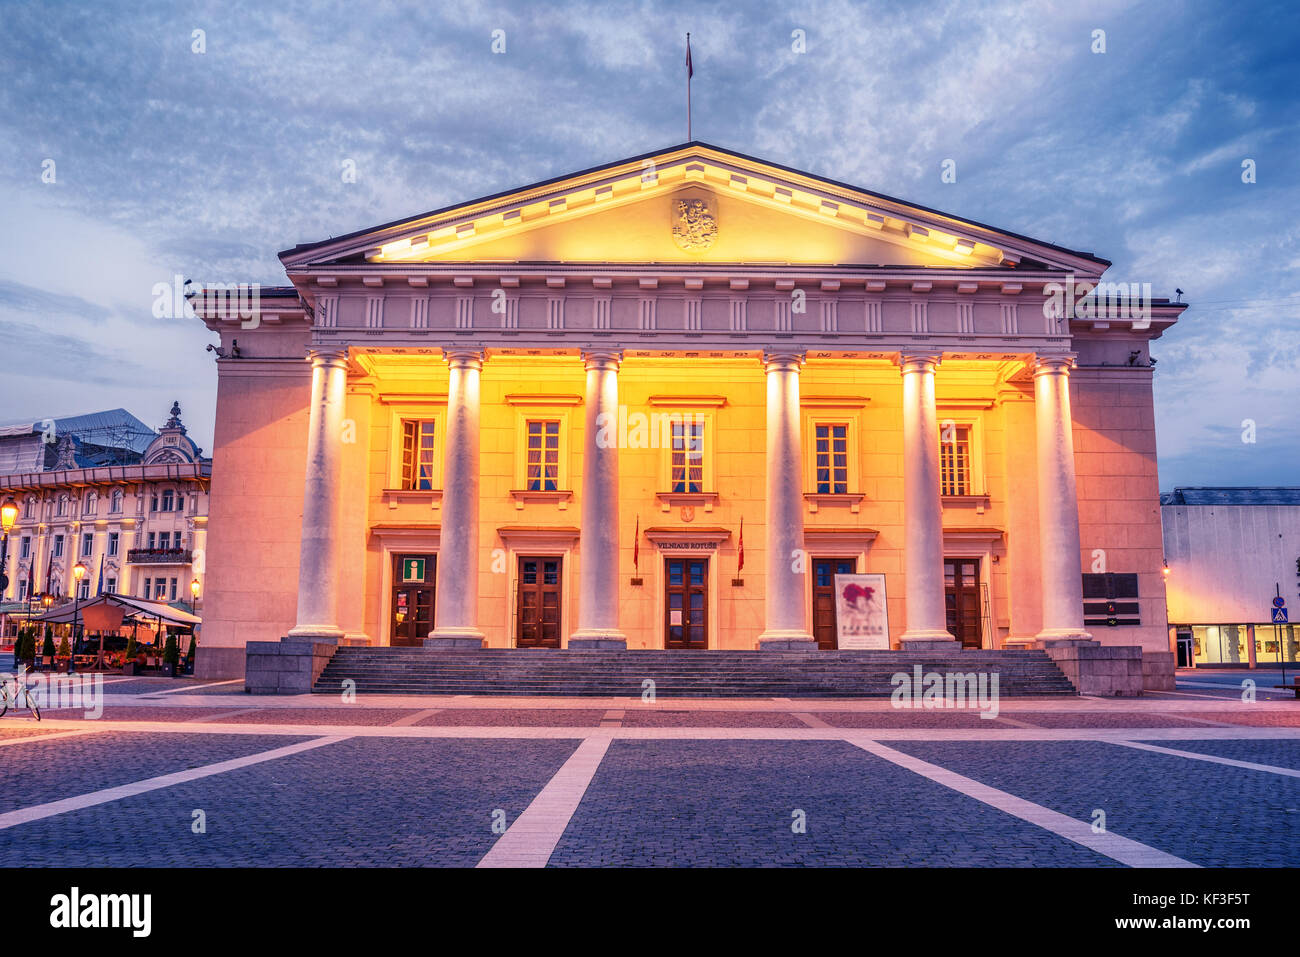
155 580 167 600
169 578 178 601
671 420 705 493
20 536 30 559
143 577 152 598
525 420 561 491
77 579 90 600
814 424 849 494
161 489 174 512
401 420 437 491
53 535 64 558
150 494 158 512
939 425 972 496
106 578 116 595
81 532 94 556
147 532 156 549
158 532 170 550
108 532 119 557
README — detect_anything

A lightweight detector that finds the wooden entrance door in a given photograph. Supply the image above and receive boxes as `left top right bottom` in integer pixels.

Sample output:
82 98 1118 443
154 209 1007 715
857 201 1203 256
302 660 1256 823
811 558 855 650
664 557 708 649
944 558 982 649
517 556 562 648
391 554 435 647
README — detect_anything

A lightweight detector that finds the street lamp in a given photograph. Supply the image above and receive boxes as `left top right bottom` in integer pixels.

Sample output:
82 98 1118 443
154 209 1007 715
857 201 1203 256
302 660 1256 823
38 593 53 671
70 561 87 674
0 495 16 603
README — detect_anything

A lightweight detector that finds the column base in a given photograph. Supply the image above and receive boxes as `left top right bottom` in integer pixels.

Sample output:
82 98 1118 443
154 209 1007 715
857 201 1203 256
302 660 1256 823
756 630 817 651
899 629 961 652
1033 628 1096 648
567 629 627 651
286 625 345 640
425 628 486 650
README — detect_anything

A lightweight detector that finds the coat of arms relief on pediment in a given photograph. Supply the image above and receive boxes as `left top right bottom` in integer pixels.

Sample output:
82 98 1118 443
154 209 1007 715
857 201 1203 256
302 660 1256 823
671 196 717 250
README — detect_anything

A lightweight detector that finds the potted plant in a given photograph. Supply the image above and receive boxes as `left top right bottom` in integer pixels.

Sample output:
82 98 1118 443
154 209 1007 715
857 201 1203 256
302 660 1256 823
41 630 56 669
123 636 138 675
160 634 179 678
55 636 71 673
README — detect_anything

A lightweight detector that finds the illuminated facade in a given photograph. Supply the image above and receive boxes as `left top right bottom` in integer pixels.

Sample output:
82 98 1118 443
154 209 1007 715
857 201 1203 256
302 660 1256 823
193 143 1183 680
0 405 210 617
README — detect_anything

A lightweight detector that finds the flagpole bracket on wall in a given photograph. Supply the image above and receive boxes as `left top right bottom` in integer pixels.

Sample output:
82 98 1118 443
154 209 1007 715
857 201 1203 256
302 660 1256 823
731 578 744 587
630 577 643 587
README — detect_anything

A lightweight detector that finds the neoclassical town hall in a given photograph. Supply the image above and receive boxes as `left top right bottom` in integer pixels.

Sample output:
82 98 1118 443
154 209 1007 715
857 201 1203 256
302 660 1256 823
194 144 1183 681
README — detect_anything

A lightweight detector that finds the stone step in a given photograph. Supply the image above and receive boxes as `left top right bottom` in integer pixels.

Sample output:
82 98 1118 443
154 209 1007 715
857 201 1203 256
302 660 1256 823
312 647 1077 697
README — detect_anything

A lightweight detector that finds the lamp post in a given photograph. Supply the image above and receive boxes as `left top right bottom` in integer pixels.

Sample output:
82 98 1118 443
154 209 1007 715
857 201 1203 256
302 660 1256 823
39 592 52 670
188 578 201 674
70 561 86 674
0 496 16 653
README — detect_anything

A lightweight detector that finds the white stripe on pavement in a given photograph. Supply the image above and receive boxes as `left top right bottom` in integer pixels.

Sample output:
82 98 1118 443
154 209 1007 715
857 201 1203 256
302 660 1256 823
1107 739 1300 778
477 735 612 868
0 735 350 830
848 736 1197 868
0 729 99 747
136 679 244 696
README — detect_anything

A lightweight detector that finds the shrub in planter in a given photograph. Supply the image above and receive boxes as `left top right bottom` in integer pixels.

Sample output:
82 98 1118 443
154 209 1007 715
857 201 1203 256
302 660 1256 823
42 632 56 662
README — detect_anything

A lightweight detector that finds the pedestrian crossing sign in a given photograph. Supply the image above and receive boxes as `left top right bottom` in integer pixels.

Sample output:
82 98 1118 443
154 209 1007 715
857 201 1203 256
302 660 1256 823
1273 606 1289 624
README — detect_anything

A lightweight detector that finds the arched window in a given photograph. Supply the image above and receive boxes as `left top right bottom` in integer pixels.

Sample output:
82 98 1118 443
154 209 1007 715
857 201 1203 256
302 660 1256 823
56 494 69 517
110 489 124 514
85 491 97 515
23 497 34 519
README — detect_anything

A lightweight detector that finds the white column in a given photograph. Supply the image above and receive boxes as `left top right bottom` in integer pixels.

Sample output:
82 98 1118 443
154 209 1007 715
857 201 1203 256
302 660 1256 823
1033 355 1092 642
288 347 348 639
757 350 815 649
570 349 626 649
898 353 957 648
429 348 486 646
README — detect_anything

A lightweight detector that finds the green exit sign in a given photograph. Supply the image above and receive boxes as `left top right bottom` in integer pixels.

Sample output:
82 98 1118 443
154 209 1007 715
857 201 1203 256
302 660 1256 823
402 558 426 583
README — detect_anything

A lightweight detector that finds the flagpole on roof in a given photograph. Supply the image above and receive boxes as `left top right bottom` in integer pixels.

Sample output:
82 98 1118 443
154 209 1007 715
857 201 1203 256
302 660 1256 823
686 33 693 141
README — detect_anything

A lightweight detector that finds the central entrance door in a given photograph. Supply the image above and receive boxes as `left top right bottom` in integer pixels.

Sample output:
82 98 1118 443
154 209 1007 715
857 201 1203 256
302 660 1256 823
811 558 855 650
664 557 708 649
391 554 435 647
944 558 982 649
516 556 562 648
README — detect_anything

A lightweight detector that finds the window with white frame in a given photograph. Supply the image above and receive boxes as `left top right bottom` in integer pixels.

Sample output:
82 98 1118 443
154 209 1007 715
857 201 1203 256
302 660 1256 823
814 423 850 494
56 494 68 517
670 419 705 493
106 578 116 595
53 534 64 558
20 536 30 559
77 579 90 600
108 532 119 557
401 419 437 491
85 491 97 515
939 422 975 496
81 532 93 556
110 489 123 514
161 489 175 511
525 420 561 491
23 497 34 519
169 578 178 601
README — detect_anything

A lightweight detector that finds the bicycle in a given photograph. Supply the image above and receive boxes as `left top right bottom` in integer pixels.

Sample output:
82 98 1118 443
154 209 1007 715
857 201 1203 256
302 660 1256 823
0 668 41 720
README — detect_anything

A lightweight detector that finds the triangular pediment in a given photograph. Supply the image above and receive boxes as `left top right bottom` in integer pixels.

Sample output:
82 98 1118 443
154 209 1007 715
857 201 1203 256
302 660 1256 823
281 143 1108 276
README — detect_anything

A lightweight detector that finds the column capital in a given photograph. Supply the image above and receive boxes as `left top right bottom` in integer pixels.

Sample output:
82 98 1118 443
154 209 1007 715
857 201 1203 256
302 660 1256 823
1033 353 1077 376
762 349 804 373
581 349 622 372
442 347 485 371
897 351 943 375
306 346 349 368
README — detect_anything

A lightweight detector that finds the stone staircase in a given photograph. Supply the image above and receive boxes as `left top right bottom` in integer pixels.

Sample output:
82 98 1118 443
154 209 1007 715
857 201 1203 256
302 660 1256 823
311 648 1077 697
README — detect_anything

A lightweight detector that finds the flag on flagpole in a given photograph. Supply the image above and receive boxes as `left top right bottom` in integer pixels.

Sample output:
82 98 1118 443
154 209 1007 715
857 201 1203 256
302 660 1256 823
737 516 745 574
95 555 104 596
42 547 52 595
633 515 640 572
686 33 693 78
25 558 34 601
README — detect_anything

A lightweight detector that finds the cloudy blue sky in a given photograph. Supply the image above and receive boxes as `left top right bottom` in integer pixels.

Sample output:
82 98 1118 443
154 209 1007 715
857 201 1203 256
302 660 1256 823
0 0 1296 488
